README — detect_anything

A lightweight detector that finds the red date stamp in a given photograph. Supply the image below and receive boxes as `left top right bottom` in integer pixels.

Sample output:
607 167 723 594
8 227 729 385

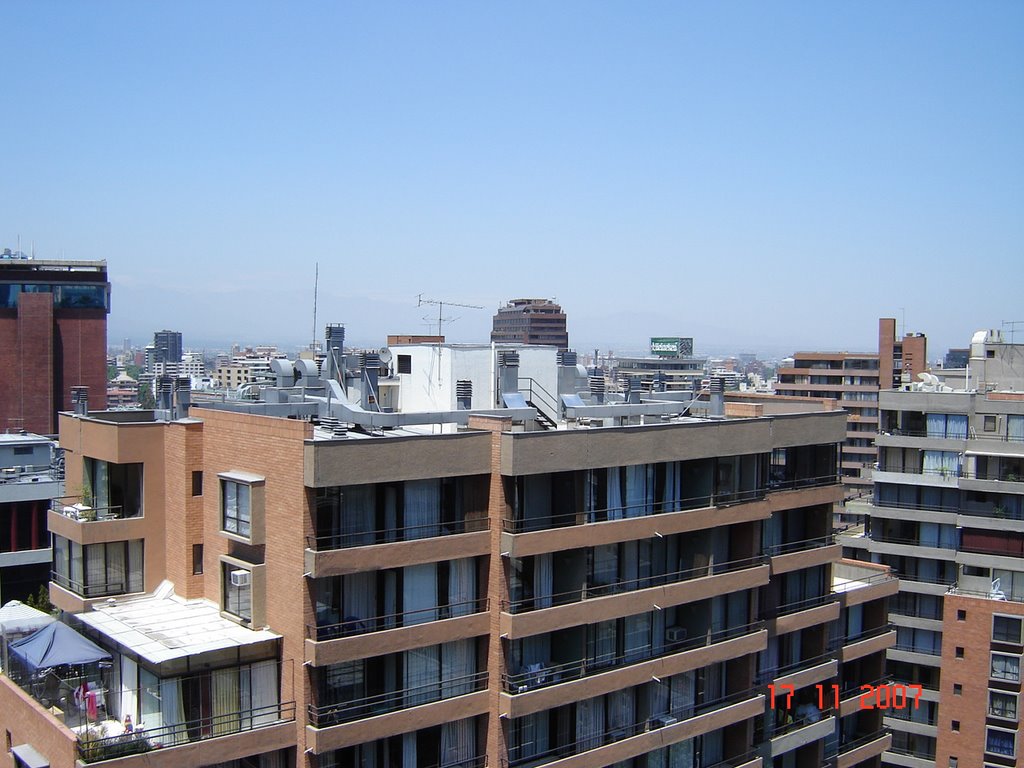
768 683 923 711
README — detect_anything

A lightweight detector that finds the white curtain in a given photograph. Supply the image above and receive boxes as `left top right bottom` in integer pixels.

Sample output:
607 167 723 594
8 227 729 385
607 689 635 734
621 542 639 586
441 639 475 696
212 667 239 735
128 540 144 592
86 546 105 595
607 468 624 519
441 718 475 768
107 543 126 593
926 413 946 438
1010 415 1024 442
584 470 598 523
343 485 375 546
625 465 646 517
383 486 399 543
669 740 694 768
95 460 110 511
384 571 399 628
403 732 417 768
919 523 939 548
71 541 83 588
624 613 650 662
449 558 476 616
947 414 968 440
250 660 279 726
590 621 616 667
663 461 680 511
405 646 441 706
119 655 137 722
160 678 186 744
670 671 695 719
405 479 440 539
576 697 605 751
404 563 438 625
534 554 553 609
592 545 618 590
343 571 376 628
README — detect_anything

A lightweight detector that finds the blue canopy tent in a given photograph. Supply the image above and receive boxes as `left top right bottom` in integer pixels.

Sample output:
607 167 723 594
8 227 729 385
9 621 110 672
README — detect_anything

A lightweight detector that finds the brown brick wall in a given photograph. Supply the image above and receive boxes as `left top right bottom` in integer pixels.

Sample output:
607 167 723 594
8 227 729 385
936 593 1024 767
0 675 78 768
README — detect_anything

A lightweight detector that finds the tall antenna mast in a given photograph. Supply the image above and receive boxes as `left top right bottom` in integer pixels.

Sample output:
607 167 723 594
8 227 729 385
416 294 484 385
311 262 319 352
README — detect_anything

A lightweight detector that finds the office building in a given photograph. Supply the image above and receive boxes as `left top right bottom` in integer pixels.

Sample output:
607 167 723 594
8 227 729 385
839 329 1024 767
153 331 183 368
491 299 569 349
0 257 110 434
2 336 890 768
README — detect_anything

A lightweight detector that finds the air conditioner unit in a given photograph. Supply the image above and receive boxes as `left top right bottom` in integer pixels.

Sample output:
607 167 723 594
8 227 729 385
230 569 251 587
665 626 687 643
648 715 677 730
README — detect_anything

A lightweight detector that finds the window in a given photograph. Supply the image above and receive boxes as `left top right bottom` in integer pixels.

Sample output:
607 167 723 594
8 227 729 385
222 480 251 537
991 653 1021 682
192 471 203 496
986 727 1015 757
955 646 964 659
192 544 204 575
13 446 32 456
51 536 144 597
951 720 960 732
957 609 967 621
990 691 1018 721
953 683 963 695
985 415 998 432
223 563 252 622
397 355 412 375
993 615 1023 644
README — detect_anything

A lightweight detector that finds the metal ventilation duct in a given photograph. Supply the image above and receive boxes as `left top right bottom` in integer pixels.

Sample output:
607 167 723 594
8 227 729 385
71 386 89 415
557 350 577 367
589 373 605 404
456 380 473 410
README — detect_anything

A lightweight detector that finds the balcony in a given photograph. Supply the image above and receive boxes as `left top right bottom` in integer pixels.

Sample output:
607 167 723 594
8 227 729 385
506 689 764 768
766 535 841 575
305 600 490 666
765 713 837 758
51 572 135 600
504 556 767 615
838 624 896 663
761 653 838 692
501 562 769 639
500 623 766 717
305 520 490 577
834 729 891 768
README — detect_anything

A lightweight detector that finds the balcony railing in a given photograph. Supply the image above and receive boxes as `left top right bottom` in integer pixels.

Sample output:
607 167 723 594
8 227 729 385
892 643 941 657
764 535 834 558
757 651 836 685
506 687 761 767
503 474 839 534
764 592 839 620
77 700 297 763
503 621 765 694
308 598 489 640
51 572 133 599
503 556 766 614
0 464 61 484
308 669 488 727
307 517 489 551
50 496 133 522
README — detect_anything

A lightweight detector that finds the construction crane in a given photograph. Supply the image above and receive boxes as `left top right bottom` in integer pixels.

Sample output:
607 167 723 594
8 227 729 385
416 294 483 338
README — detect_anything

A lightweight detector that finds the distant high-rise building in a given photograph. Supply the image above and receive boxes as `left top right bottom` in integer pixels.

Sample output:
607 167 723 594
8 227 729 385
490 298 568 349
774 318 927 496
944 347 970 369
153 329 183 366
0 256 109 434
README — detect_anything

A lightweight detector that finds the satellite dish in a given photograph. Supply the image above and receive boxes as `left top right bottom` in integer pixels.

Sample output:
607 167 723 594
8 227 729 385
378 348 393 365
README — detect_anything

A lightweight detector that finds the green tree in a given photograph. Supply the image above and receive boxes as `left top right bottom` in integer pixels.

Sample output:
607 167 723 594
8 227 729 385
138 382 157 409
25 584 55 615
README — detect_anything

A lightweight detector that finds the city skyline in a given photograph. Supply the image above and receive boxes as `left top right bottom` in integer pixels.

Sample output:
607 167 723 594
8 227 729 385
3 2 1022 358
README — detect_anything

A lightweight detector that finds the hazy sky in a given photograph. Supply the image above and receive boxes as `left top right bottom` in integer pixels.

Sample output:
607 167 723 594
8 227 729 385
3 2 1022 358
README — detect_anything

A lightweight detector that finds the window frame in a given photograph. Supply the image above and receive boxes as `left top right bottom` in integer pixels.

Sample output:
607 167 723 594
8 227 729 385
989 690 1019 722
218 471 265 545
993 614 1023 645
985 726 1016 758
991 652 1021 682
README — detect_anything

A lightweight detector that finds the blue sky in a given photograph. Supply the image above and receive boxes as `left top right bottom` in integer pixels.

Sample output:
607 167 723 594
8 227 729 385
2 2 1022 357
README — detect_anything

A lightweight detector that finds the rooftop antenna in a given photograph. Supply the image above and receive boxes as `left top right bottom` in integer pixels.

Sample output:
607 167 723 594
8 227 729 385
1003 320 1024 344
311 262 319 352
416 294 483 386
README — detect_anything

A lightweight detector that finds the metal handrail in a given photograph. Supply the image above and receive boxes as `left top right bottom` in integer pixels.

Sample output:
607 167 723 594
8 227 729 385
502 621 765 694
307 517 489 551
50 572 129 598
502 556 767 613
78 701 296 762
308 670 488 727
308 598 488 640
50 495 131 521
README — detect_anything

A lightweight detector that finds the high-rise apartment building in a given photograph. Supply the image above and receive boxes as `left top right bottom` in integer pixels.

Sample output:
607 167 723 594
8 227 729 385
491 299 569 349
775 319 927 497
0 257 110 434
1 341 891 768
840 329 1024 768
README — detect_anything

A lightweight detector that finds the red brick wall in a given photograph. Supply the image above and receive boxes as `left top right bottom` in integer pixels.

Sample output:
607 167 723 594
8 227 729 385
0 675 78 768
55 309 108 414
